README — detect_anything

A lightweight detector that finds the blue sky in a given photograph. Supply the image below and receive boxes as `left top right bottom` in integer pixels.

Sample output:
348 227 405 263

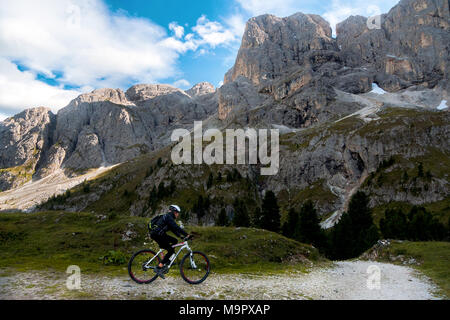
0 0 400 119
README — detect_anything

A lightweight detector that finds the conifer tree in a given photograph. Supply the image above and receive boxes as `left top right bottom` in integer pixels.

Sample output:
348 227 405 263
329 191 379 259
260 191 281 232
216 208 229 226
282 207 298 239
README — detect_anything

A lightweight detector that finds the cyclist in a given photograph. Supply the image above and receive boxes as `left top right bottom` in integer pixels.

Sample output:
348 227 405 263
150 204 190 278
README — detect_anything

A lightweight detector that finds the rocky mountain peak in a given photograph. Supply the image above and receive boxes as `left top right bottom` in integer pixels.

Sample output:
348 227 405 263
125 84 187 102
224 12 336 85
337 0 449 92
69 88 132 107
186 82 215 97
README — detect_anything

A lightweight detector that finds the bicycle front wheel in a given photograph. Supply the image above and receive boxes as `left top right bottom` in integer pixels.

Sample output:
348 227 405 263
128 249 160 284
179 251 210 285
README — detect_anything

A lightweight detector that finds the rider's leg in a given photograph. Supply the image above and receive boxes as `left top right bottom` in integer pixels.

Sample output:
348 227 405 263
157 234 177 268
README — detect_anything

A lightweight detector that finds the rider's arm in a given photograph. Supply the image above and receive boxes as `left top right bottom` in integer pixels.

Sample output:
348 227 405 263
167 215 188 238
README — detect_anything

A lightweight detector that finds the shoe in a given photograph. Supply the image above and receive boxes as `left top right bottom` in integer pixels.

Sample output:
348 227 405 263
154 266 168 279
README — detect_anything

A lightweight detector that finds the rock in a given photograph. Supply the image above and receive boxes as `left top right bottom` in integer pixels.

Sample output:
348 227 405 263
337 0 450 91
186 82 215 97
0 107 56 189
125 84 186 101
218 76 266 120
74 88 133 106
225 13 336 86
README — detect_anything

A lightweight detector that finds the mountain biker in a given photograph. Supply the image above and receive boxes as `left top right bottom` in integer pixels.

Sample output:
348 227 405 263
150 205 190 278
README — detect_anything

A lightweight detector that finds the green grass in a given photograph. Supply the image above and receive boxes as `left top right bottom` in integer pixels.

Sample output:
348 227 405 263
0 211 324 276
368 241 450 298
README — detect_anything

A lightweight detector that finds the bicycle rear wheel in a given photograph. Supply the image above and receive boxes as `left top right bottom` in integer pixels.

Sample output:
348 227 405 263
128 249 160 284
179 251 210 285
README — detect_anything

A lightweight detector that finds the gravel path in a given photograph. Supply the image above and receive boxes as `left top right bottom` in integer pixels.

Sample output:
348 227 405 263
0 261 442 300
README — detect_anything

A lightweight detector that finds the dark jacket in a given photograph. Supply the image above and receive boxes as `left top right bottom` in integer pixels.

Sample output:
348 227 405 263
152 211 188 238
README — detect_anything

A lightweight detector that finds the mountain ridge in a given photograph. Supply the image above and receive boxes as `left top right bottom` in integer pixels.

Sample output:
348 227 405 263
0 0 448 228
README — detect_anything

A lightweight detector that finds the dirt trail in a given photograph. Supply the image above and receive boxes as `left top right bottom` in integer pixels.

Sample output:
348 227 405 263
0 261 442 300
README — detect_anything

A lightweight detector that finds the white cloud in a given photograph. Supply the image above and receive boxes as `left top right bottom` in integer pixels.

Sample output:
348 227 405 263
169 22 185 39
234 0 311 17
224 13 247 40
192 15 237 48
0 0 243 115
0 58 85 113
172 79 191 89
162 16 240 55
0 0 180 89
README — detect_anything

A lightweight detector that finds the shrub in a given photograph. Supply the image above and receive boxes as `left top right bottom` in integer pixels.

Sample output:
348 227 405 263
100 250 127 266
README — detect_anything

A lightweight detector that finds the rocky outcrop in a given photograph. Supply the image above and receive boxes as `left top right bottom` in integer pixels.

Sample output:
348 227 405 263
0 107 56 190
0 83 219 190
220 0 448 125
186 82 215 97
73 88 133 106
337 0 450 92
225 13 336 86
47 85 217 171
0 107 55 168
125 84 186 102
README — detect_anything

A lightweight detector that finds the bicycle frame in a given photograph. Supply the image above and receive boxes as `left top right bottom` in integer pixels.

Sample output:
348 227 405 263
143 241 194 270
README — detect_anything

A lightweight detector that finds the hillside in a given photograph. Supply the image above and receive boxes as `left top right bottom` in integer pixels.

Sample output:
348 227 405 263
31 106 449 232
0 211 323 275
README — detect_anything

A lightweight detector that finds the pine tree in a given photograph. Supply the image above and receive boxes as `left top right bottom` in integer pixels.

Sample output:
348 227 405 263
407 206 446 241
169 180 176 195
417 162 424 177
329 191 379 259
402 170 409 183
232 168 241 181
207 173 214 189
194 195 205 219
216 208 229 226
380 208 408 239
232 199 250 227
157 183 166 198
295 200 326 249
282 208 298 239
260 191 281 232
252 207 262 228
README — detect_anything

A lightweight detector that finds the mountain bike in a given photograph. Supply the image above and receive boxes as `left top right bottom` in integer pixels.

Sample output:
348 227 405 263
128 235 210 285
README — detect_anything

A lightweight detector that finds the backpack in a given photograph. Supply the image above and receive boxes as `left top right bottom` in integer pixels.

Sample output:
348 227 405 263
149 214 164 232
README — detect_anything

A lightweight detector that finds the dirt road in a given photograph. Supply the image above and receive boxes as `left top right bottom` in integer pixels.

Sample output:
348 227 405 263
0 260 442 300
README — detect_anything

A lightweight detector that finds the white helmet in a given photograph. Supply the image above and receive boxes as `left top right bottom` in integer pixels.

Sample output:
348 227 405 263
169 204 181 213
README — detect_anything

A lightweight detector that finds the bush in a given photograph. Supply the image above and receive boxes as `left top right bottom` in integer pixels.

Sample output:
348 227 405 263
100 250 127 266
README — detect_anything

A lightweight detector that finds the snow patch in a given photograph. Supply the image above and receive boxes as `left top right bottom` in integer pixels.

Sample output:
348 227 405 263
370 83 387 95
437 100 448 110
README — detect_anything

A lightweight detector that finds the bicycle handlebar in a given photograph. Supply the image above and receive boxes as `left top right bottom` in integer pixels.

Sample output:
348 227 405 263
184 234 194 241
